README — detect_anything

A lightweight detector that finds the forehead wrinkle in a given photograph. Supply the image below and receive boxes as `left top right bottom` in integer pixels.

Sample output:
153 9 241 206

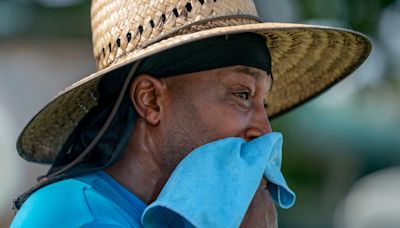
232 66 273 92
233 66 265 80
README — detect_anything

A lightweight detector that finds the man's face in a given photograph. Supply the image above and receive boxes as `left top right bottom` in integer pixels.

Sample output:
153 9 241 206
127 64 276 226
158 65 273 172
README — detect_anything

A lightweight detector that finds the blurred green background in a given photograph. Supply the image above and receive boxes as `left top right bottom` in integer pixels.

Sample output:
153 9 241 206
1 0 399 227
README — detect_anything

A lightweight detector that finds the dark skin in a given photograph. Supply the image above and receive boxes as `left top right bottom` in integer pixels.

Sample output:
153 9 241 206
106 65 276 227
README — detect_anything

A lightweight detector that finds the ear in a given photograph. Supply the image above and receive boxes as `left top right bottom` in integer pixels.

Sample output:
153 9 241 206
129 74 167 125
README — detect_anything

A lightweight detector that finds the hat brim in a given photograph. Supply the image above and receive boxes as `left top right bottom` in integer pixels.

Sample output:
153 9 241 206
17 22 371 164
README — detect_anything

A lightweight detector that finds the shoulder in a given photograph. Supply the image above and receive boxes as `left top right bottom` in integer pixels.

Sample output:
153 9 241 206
11 178 129 228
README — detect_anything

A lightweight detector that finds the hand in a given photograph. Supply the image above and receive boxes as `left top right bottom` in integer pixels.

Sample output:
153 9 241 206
240 178 277 228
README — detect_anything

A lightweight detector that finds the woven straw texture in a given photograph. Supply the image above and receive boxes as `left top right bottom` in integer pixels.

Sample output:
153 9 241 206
17 0 371 164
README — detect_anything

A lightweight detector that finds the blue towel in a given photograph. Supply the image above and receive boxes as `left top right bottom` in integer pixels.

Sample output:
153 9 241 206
142 132 295 227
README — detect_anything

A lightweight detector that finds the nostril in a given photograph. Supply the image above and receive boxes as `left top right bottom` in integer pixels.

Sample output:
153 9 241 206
245 128 263 141
248 135 258 141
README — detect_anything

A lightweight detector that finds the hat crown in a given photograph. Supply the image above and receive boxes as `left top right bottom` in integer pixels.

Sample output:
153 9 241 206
91 0 260 70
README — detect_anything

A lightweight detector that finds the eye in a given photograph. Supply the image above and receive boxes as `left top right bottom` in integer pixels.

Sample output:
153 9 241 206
234 91 250 100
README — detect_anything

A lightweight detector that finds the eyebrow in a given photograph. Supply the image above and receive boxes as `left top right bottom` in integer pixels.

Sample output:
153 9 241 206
233 66 274 91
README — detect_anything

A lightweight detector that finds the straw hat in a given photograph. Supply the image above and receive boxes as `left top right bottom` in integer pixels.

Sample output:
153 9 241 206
17 0 371 164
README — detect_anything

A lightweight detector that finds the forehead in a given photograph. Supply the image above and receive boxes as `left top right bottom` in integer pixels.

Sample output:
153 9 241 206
228 65 270 80
214 65 272 89
165 65 272 92
169 65 272 97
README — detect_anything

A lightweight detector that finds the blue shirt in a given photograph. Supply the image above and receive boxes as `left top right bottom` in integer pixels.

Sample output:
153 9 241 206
11 171 146 228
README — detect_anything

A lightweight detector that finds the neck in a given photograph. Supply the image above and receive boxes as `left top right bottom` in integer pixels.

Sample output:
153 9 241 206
105 123 167 204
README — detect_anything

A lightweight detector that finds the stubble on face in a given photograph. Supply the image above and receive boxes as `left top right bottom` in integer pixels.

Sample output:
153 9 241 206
157 74 219 174
156 65 272 175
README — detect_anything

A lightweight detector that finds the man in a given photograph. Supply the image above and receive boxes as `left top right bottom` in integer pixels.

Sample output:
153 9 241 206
11 0 371 227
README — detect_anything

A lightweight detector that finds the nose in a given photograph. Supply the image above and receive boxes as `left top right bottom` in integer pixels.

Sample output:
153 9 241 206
244 104 272 141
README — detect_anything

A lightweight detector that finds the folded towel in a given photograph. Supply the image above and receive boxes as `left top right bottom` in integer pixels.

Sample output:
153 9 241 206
142 132 295 227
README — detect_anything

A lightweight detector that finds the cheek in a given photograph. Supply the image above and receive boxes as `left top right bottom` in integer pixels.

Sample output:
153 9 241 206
191 86 252 139
201 104 251 137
